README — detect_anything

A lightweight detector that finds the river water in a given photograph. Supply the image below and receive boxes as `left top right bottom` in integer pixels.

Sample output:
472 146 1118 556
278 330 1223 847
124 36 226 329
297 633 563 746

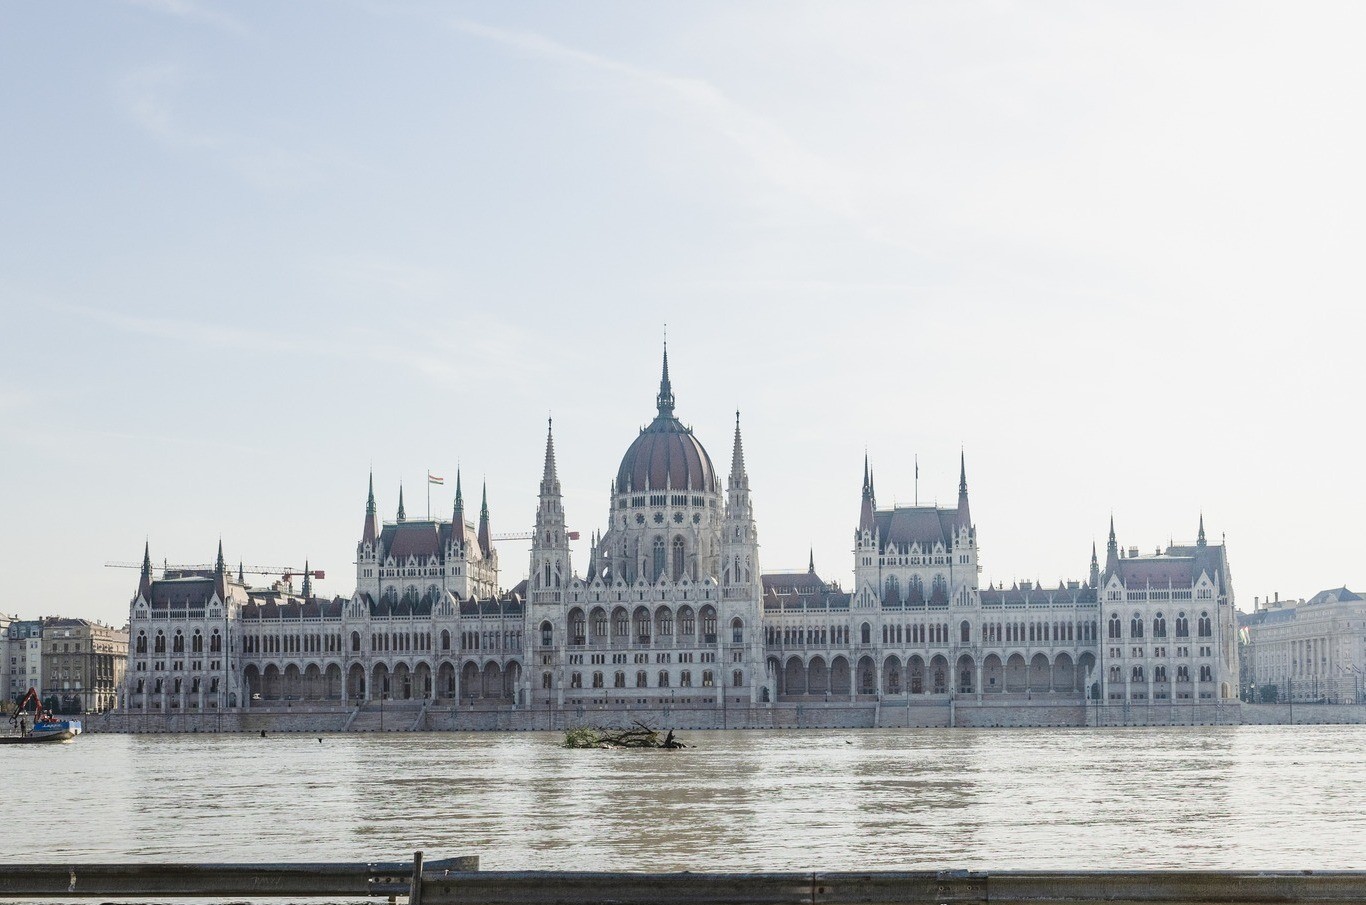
4 726 1364 870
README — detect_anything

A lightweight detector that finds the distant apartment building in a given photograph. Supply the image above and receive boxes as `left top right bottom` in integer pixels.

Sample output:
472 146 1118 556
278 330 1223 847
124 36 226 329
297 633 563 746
6 619 44 702
41 618 128 713
1242 588 1366 703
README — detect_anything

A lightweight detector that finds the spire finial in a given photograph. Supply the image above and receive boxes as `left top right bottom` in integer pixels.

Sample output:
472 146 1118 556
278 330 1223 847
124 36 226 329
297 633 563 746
656 335 675 417
397 484 406 521
1197 512 1207 546
730 409 746 481
238 560 245 584
301 559 312 597
959 448 967 493
808 547 815 574
543 417 559 487
367 469 376 514
215 538 225 573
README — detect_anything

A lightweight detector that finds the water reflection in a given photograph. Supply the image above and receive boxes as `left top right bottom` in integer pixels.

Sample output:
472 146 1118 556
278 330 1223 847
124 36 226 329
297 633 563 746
3 727 1365 870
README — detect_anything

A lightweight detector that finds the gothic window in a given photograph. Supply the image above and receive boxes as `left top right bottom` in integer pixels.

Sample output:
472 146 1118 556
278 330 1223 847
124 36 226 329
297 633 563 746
172 631 184 653
652 537 666 581
732 617 744 644
884 575 900 603
701 607 717 641
733 670 743 688
1154 666 1168 683
1175 613 1189 637
636 670 648 688
658 670 670 688
351 632 361 652
960 621 971 644
1108 614 1121 639
1200 664 1212 682
540 622 552 647
192 630 203 654
613 608 629 637
136 632 147 654
154 632 166 654
635 608 651 641
861 622 871 645
1130 615 1144 639
570 672 582 689
1131 665 1145 682
672 536 685 582
542 672 552 690
1198 612 1212 637
442 630 452 650
680 607 695 638
570 610 586 645
908 576 925 605
680 670 692 687
702 670 714 687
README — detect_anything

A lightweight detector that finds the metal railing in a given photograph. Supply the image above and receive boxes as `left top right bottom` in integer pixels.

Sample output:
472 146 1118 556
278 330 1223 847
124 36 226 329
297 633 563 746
5 855 1366 905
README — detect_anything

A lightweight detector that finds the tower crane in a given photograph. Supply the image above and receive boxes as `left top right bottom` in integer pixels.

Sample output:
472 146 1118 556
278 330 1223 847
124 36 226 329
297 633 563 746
104 562 325 582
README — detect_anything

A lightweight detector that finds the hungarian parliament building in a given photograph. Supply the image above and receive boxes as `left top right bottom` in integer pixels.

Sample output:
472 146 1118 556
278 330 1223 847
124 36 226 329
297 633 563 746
122 348 1241 718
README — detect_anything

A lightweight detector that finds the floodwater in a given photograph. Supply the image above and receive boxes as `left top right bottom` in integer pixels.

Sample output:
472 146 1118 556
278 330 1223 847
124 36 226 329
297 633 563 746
3 726 1364 870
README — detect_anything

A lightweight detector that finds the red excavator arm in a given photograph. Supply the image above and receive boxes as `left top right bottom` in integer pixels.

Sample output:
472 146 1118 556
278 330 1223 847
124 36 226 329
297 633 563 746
10 687 50 729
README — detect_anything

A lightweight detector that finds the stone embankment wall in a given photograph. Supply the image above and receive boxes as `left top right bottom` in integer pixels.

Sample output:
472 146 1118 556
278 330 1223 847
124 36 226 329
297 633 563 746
78 698 1272 734
1241 702 1366 724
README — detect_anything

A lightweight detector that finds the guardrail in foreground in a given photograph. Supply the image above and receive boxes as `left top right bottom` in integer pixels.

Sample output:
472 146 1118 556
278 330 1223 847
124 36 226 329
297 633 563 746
3 853 1365 905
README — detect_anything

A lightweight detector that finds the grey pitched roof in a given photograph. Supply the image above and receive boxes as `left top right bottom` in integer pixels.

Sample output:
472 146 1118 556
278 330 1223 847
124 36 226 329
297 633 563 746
873 506 957 549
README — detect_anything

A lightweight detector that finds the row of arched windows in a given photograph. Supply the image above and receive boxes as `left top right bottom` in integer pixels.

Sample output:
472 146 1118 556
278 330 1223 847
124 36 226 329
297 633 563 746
1107 611 1212 640
136 629 222 655
564 605 726 646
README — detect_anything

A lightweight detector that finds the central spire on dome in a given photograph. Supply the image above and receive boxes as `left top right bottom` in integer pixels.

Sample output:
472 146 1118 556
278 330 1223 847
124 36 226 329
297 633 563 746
656 339 675 418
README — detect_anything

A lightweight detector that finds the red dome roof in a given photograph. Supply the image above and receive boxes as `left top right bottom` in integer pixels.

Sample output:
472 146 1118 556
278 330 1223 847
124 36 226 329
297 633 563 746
616 415 717 494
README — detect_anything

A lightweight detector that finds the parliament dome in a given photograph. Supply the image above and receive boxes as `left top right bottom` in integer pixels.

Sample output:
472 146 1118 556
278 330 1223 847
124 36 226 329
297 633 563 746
615 348 718 494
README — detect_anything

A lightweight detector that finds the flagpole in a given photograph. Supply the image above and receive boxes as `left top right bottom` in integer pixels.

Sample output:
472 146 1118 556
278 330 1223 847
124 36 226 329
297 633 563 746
427 468 431 520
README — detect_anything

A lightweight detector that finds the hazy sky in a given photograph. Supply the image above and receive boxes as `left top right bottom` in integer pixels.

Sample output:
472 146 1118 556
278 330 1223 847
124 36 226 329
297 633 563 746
4 2 1364 628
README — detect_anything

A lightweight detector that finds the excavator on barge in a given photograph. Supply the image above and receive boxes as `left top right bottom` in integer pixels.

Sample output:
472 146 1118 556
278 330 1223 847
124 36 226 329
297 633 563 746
2 688 81 744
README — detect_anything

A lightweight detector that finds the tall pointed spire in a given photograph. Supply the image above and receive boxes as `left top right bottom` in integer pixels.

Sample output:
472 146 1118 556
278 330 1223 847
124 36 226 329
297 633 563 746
451 469 465 548
237 560 245 585
396 484 406 522
808 547 816 575
955 450 972 529
1197 513 1207 547
477 480 492 555
542 418 560 494
301 560 312 597
656 337 675 418
138 540 153 599
586 530 600 582
1089 541 1100 588
213 538 227 599
1105 514 1119 573
362 470 380 545
859 454 876 533
729 410 747 487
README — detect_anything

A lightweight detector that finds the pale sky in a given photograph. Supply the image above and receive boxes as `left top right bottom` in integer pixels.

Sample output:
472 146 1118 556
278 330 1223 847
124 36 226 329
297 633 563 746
4 1 1364 628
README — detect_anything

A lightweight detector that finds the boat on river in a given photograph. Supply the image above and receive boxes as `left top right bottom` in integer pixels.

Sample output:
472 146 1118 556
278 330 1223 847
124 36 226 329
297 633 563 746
4 687 81 744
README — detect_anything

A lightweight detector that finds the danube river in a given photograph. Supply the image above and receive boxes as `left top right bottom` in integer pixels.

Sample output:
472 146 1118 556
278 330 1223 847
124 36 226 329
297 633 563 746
5 726 1365 870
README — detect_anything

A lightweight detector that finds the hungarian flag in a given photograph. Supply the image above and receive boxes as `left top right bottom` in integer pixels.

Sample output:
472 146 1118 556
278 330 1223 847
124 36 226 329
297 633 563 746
428 473 444 485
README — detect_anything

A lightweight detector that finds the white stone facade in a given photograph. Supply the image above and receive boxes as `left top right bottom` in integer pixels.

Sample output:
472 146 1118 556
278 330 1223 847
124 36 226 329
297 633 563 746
118 347 1238 716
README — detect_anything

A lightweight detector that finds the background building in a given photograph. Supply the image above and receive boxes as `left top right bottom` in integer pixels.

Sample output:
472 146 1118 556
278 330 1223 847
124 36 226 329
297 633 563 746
1242 588 1365 703
41 618 128 713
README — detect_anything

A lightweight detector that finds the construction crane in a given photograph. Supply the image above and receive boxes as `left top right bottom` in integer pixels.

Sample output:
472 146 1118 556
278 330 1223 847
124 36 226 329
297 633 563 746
104 562 325 582
492 531 580 542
